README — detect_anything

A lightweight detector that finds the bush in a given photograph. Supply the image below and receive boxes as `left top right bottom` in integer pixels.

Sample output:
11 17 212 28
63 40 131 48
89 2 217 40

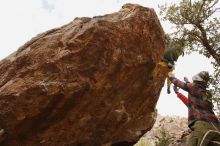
155 126 172 146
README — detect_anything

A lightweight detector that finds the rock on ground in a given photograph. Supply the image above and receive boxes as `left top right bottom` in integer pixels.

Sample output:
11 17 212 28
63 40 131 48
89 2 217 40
134 114 190 146
0 3 166 146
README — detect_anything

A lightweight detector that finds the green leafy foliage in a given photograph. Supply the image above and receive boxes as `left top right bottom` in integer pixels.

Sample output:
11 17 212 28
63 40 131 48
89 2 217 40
160 0 220 113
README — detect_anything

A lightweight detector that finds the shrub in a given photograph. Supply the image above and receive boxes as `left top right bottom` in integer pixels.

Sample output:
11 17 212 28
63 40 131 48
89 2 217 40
155 126 172 146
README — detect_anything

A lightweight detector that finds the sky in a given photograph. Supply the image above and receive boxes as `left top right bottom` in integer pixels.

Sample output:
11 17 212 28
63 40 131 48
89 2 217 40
0 0 215 117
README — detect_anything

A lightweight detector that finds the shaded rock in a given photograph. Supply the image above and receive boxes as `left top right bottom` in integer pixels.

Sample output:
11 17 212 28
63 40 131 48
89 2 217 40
0 3 166 146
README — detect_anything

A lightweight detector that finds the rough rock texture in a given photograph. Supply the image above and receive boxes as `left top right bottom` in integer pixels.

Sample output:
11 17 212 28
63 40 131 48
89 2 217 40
135 115 189 146
0 4 167 146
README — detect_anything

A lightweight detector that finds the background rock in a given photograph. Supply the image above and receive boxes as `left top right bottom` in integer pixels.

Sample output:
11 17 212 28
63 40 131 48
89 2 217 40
0 4 166 146
134 115 189 146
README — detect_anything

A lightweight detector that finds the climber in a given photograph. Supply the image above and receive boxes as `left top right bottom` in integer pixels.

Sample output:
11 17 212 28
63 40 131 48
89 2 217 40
172 77 190 106
152 35 184 94
164 47 181 94
169 71 220 146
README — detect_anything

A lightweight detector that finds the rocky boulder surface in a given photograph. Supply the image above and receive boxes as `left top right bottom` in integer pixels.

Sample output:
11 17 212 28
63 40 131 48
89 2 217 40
0 4 167 146
135 115 189 146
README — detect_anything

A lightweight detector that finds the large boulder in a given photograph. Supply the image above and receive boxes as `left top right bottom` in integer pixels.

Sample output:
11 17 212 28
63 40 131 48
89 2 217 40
0 3 167 146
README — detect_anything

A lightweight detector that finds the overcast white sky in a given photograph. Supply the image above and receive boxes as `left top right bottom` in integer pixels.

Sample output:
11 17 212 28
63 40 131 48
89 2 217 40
0 0 215 117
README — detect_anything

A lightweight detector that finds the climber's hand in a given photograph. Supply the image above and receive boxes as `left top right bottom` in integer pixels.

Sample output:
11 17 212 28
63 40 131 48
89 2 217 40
168 72 175 79
173 85 179 94
184 77 189 83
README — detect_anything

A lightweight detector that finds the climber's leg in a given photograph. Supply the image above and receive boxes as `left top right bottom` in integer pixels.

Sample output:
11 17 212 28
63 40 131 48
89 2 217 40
186 130 199 146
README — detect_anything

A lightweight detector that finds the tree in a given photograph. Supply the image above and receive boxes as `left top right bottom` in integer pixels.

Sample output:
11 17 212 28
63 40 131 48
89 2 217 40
160 0 220 113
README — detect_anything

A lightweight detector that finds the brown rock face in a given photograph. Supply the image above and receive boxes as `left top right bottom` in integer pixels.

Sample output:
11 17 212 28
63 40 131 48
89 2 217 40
0 4 166 146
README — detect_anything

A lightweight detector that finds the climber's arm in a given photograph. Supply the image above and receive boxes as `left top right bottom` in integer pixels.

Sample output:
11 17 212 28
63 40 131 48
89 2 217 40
177 93 189 107
173 86 189 107
171 78 192 92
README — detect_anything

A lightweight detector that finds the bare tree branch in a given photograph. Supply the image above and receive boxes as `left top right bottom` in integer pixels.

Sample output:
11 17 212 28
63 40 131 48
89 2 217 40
196 24 220 64
197 0 206 17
